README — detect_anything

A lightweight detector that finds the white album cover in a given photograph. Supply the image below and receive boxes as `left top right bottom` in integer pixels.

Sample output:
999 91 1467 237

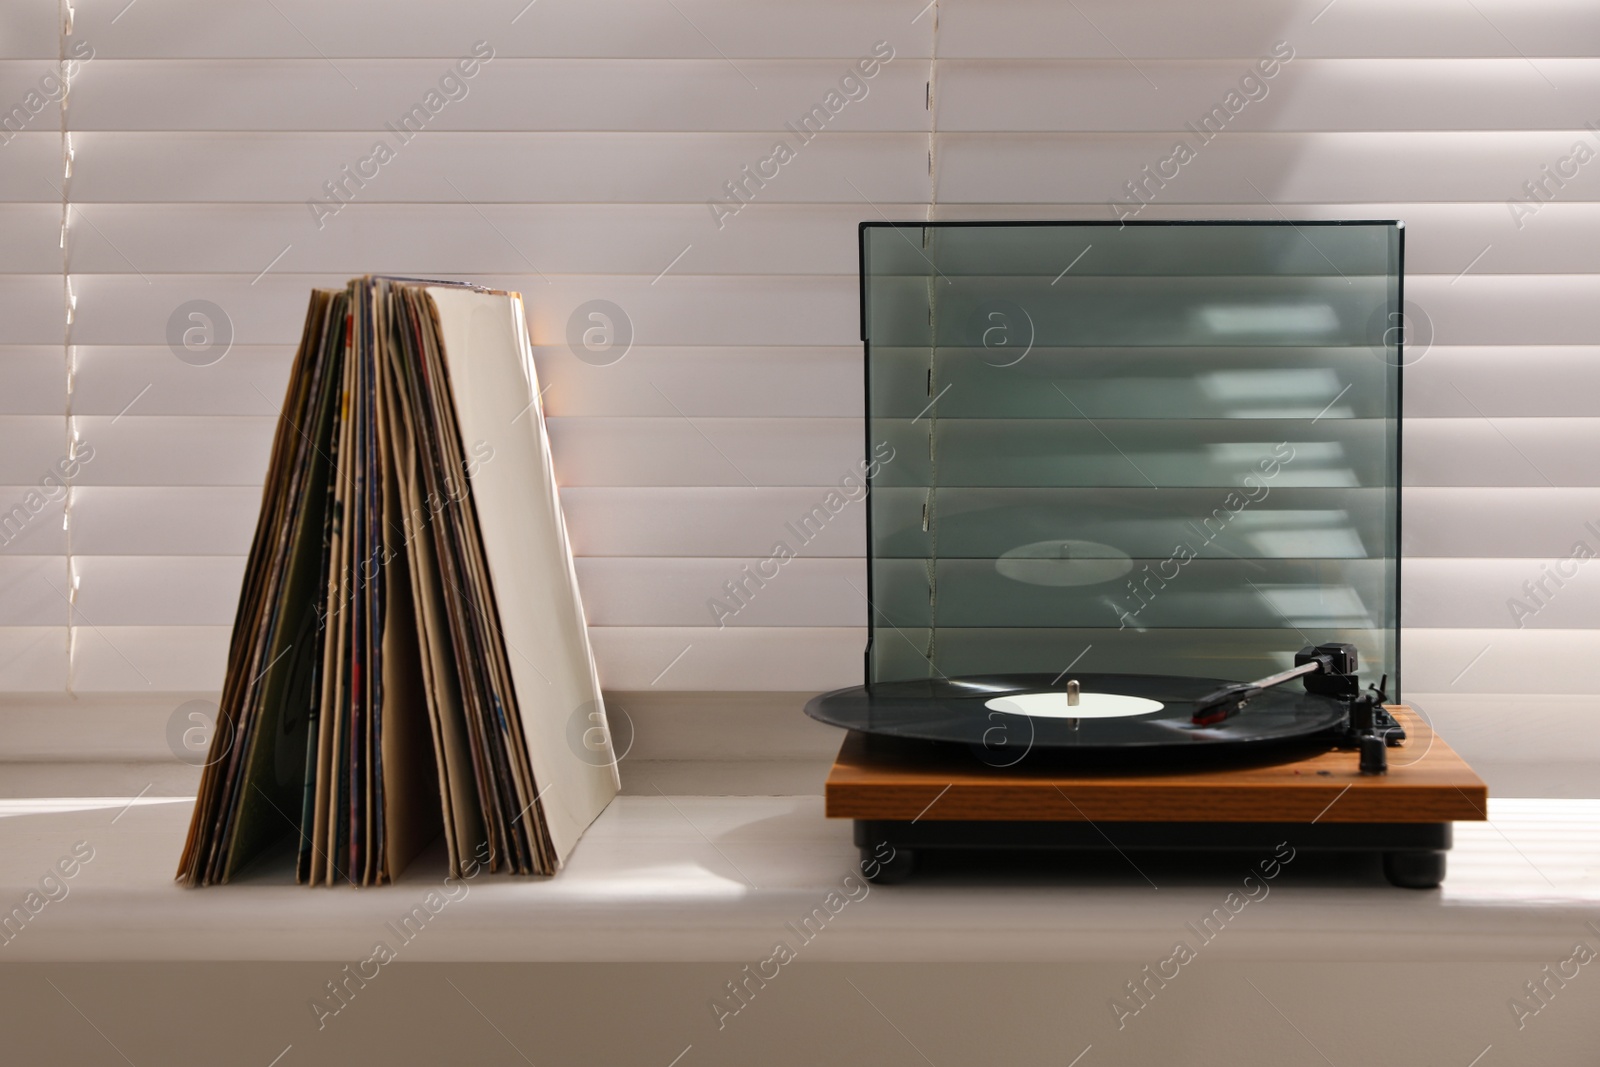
428 285 620 864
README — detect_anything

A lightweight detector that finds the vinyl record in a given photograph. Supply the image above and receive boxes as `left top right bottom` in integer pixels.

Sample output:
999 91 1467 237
804 673 1349 752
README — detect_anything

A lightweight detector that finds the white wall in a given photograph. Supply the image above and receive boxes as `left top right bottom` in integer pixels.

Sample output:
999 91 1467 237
2 0 1598 774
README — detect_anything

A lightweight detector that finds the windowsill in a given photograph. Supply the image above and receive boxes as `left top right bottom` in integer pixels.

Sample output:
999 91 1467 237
2 795 1595 964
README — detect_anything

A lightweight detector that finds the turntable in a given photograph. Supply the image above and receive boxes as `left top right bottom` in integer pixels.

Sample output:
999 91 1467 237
806 221 1487 888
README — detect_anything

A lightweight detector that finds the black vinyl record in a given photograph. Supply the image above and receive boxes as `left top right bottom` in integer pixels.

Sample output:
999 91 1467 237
805 673 1349 752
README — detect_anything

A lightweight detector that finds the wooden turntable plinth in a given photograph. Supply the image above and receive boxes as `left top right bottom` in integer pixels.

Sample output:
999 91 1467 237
826 707 1487 888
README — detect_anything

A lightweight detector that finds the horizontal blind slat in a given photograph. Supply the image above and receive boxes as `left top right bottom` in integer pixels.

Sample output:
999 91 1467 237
55 484 1600 561
937 59 1600 132
66 132 930 203
50 273 1600 347
71 1 932 60
935 132 1600 204
69 60 929 132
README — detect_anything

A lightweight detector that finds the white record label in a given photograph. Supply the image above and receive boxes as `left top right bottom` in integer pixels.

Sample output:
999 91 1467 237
984 692 1165 719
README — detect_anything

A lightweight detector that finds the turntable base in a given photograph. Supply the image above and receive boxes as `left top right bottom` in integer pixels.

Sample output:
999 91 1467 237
826 707 1488 888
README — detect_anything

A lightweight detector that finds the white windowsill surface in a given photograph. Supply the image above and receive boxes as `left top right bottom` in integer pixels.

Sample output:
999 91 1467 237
2 795 1596 965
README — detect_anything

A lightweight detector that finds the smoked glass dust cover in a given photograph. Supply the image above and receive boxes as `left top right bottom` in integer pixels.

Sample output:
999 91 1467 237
860 221 1403 697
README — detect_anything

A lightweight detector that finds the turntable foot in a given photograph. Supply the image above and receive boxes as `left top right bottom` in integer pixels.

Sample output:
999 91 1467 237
1383 849 1445 889
862 845 917 884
